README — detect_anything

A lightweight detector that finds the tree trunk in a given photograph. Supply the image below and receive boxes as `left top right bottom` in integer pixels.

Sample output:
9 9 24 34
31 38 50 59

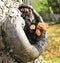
0 0 47 63
23 0 29 5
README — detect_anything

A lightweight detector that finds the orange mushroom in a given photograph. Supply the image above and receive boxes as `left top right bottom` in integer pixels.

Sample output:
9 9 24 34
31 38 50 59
35 29 41 36
29 22 48 36
41 22 48 31
30 24 36 30
36 22 48 31
37 22 43 29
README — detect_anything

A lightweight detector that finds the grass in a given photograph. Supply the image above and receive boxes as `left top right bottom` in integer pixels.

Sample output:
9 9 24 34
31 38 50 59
42 23 60 63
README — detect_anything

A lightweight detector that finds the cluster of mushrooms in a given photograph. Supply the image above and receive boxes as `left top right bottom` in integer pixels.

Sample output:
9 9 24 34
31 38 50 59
30 22 48 36
19 6 48 44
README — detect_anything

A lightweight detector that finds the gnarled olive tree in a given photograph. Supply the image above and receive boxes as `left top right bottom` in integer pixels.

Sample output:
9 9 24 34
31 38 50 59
0 1 47 63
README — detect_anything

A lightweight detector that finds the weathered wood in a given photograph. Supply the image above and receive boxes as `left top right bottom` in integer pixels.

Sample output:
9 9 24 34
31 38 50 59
23 0 29 5
0 1 47 63
0 51 19 63
2 11 47 63
0 26 4 51
2 16 39 62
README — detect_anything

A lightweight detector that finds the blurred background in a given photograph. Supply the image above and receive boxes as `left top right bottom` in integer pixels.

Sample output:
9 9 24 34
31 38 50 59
19 0 60 63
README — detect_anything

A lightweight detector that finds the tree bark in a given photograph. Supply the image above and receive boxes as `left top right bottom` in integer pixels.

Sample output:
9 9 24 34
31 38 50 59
0 1 47 63
23 0 29 5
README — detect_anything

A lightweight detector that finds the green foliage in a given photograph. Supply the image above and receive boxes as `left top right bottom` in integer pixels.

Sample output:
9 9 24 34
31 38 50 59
30 0 41 12
30 0 50 21
47 0 60 13
17 0 59 21
30 0 48 12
